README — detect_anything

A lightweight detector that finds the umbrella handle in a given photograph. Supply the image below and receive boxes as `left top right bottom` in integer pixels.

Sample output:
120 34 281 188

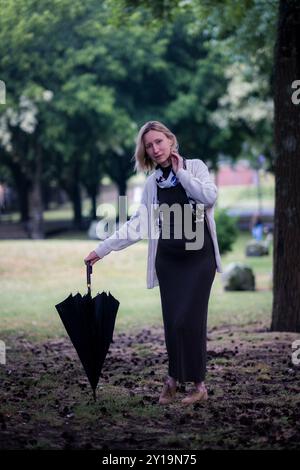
86 261 92 295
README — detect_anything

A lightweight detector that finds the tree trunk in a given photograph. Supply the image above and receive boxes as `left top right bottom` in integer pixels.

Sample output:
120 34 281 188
18 184 30 223
90 192 97 220
117 178 127 198
27 145 44 239
71 163 83 229
10 164 30 223
271 0 300 331
41 182 51 211
71 182 82 229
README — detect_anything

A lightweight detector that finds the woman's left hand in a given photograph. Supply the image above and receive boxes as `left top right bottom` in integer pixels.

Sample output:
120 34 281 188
170 150 184 174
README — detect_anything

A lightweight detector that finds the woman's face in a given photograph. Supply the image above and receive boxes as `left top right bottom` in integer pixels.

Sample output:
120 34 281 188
143 130 173 167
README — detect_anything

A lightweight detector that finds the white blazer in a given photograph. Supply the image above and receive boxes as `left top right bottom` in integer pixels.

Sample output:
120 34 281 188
94 159 223 288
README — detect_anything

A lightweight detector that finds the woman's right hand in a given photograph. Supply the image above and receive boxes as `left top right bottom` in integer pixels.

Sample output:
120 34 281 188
84 251 102 267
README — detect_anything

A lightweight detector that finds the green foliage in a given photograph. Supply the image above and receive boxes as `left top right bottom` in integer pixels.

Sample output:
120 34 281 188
214 207 238 255
0 0 278 225
121 0 277 169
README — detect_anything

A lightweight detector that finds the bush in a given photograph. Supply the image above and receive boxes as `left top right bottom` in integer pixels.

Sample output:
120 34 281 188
214 208 238 255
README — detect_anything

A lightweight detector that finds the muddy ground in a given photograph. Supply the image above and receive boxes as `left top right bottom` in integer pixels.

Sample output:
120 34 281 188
0 322 300 450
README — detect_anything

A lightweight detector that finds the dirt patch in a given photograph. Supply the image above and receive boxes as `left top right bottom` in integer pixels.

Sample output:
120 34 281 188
0 323 300 450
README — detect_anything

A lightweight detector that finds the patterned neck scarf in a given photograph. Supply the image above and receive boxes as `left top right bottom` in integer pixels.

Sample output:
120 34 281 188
155 165 178 188
155 157 187 188
154 158 200 218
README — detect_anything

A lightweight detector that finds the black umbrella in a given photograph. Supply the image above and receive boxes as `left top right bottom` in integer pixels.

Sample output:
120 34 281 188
55 262 119 400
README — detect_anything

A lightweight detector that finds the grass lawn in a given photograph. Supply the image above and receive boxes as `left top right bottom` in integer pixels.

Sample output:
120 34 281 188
0 232 272 341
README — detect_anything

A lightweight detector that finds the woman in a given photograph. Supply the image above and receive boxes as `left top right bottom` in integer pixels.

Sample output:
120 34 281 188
84 121 222 405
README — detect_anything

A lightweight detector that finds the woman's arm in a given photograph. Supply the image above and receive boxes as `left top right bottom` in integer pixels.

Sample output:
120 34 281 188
176 160 217 208
92 181 149 259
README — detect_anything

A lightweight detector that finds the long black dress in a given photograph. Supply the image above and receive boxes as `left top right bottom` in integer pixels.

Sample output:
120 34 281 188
155 164 216 383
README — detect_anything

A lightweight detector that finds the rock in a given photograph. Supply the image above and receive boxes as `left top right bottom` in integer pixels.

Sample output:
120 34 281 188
222 262 255 291
245 240 269 256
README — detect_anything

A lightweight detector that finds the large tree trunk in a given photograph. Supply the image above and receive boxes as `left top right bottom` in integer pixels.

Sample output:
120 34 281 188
271 0 300 331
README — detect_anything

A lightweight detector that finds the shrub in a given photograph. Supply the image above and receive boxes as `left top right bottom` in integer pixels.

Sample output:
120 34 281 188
214 208 238 255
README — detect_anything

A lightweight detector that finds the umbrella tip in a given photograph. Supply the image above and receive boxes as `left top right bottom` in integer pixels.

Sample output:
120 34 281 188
93 389 96 402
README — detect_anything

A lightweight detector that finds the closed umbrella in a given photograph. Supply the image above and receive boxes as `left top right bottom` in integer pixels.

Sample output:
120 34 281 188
55 262 119 400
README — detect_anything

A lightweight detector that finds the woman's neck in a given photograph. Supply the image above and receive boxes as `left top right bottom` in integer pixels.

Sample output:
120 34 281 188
158 162 171 169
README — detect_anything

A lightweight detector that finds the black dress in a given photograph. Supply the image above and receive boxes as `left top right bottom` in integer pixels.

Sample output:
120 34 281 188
155 164 216 383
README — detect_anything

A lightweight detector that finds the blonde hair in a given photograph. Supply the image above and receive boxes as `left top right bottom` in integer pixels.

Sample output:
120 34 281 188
132 121 178 173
